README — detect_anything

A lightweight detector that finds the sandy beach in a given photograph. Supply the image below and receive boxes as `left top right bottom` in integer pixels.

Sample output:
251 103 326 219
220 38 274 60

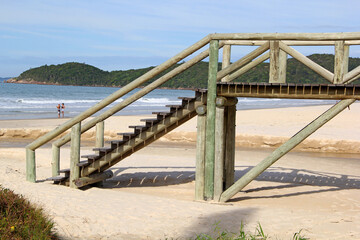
0 103 360 239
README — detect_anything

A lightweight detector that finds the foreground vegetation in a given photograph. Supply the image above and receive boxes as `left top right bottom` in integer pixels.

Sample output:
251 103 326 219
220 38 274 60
14 54 360 88
192 222 308 240
0 186 58 240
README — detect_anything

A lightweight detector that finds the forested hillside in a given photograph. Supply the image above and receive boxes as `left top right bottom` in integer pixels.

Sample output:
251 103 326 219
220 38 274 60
14 54 360 88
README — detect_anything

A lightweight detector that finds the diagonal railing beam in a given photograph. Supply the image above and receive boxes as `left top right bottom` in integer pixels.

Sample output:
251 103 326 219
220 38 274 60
279 41 334 82
226 52 270 82
53 42 225 148
217 42 270 80
26 35 212 151
219 98 356 202
343 65 360 84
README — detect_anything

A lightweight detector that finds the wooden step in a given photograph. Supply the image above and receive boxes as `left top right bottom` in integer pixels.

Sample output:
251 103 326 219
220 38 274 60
93 147 113 154
165 105 183 112
129 125 148 133
81 154 101 161
195 88 207 98
110 140 126 148
58 168 70 178
152 111 172 120
140 118 160 127
46 175 68 184
77 160 91 167
117 132 137 141
178 97 196 105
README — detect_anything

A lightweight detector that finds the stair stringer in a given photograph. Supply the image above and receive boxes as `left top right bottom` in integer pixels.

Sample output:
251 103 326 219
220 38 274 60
80 93 207 177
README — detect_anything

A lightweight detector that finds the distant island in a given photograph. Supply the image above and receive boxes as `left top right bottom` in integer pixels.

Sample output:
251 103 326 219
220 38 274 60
6 54 360 88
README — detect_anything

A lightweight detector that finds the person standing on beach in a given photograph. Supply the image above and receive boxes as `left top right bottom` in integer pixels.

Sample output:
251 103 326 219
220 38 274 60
61 103 65 118
57 104 61 118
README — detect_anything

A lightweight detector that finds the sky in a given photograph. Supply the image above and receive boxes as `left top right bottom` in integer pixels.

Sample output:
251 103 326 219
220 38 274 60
0 0 359 77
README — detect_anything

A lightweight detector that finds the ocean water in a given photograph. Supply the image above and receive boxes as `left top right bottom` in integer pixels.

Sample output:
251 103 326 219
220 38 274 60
0 83 336 120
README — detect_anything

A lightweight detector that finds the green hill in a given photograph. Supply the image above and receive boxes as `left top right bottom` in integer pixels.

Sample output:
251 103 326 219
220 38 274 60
14 54 360 88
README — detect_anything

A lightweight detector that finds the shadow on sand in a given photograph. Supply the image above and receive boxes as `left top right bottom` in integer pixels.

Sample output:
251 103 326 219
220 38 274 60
102 165 360 199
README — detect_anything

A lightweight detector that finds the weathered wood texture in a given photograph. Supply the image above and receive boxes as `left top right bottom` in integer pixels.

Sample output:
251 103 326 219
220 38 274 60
224 98 237 189
214 98 226 201
279 41 334 82
69 123 81 189
95 121 105 148
217 42 269 80
75 170 113 188
221 45 231 82
51 144 60 177
204 40 219 200
195 105 206 201
26 148 36 182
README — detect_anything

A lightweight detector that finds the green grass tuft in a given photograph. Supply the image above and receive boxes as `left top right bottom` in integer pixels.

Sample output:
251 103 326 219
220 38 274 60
192 222 307 240
0 185 58 240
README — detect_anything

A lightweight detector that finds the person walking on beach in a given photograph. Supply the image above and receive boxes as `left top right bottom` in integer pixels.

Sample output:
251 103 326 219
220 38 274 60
61 103 65 118
57 104 61 118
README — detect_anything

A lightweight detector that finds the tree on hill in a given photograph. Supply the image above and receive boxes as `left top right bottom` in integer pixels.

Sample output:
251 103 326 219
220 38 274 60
15 54 360 88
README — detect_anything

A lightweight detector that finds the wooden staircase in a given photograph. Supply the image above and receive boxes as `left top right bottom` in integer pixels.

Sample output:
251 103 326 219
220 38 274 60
52 89 207 186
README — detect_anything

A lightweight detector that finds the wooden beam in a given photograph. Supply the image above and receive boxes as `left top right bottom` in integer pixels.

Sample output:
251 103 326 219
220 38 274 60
204 40 219 200
334 41 345 83
222 40 360 46
95 121 105 148
214 97 226 201
69 122 81 189
195 105 206 201
227 52 270 82
53 42 225 148
279 49 287 83
75 170 113 188
212 32 360 41
279 41 334 82
217 42 270 80
269 41 280 83
219 98 356 202
26 148 36 182
224 98 237 189
221 45 231 82
343 65 360 84
51 144 60 177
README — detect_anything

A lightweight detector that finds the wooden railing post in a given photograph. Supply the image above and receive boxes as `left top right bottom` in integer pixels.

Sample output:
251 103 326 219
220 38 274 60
204 39 219 200
69 122 81 189
269 40 282 83
195 105 207 201
26 148 36 182
95 121 105 148
224 97 237 189
221 45 231 82
334 41 346 83
214 97 226 201
51 144 60 177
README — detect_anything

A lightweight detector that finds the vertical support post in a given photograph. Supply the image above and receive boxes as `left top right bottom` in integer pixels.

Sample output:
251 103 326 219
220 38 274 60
278 50 287 83
204 39 219 200
269 41 280 83
26 148 36 182
214 97 226 201
221 45 231 82
95 121 105 148
220 99 356 202
334 41 345 83
224 97 237 189
70 122 81 189
51 144 60 177
195 105 207 201
343 44 349 75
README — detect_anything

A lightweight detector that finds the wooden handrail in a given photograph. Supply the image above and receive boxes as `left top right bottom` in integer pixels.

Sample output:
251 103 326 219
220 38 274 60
26 35 211 151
